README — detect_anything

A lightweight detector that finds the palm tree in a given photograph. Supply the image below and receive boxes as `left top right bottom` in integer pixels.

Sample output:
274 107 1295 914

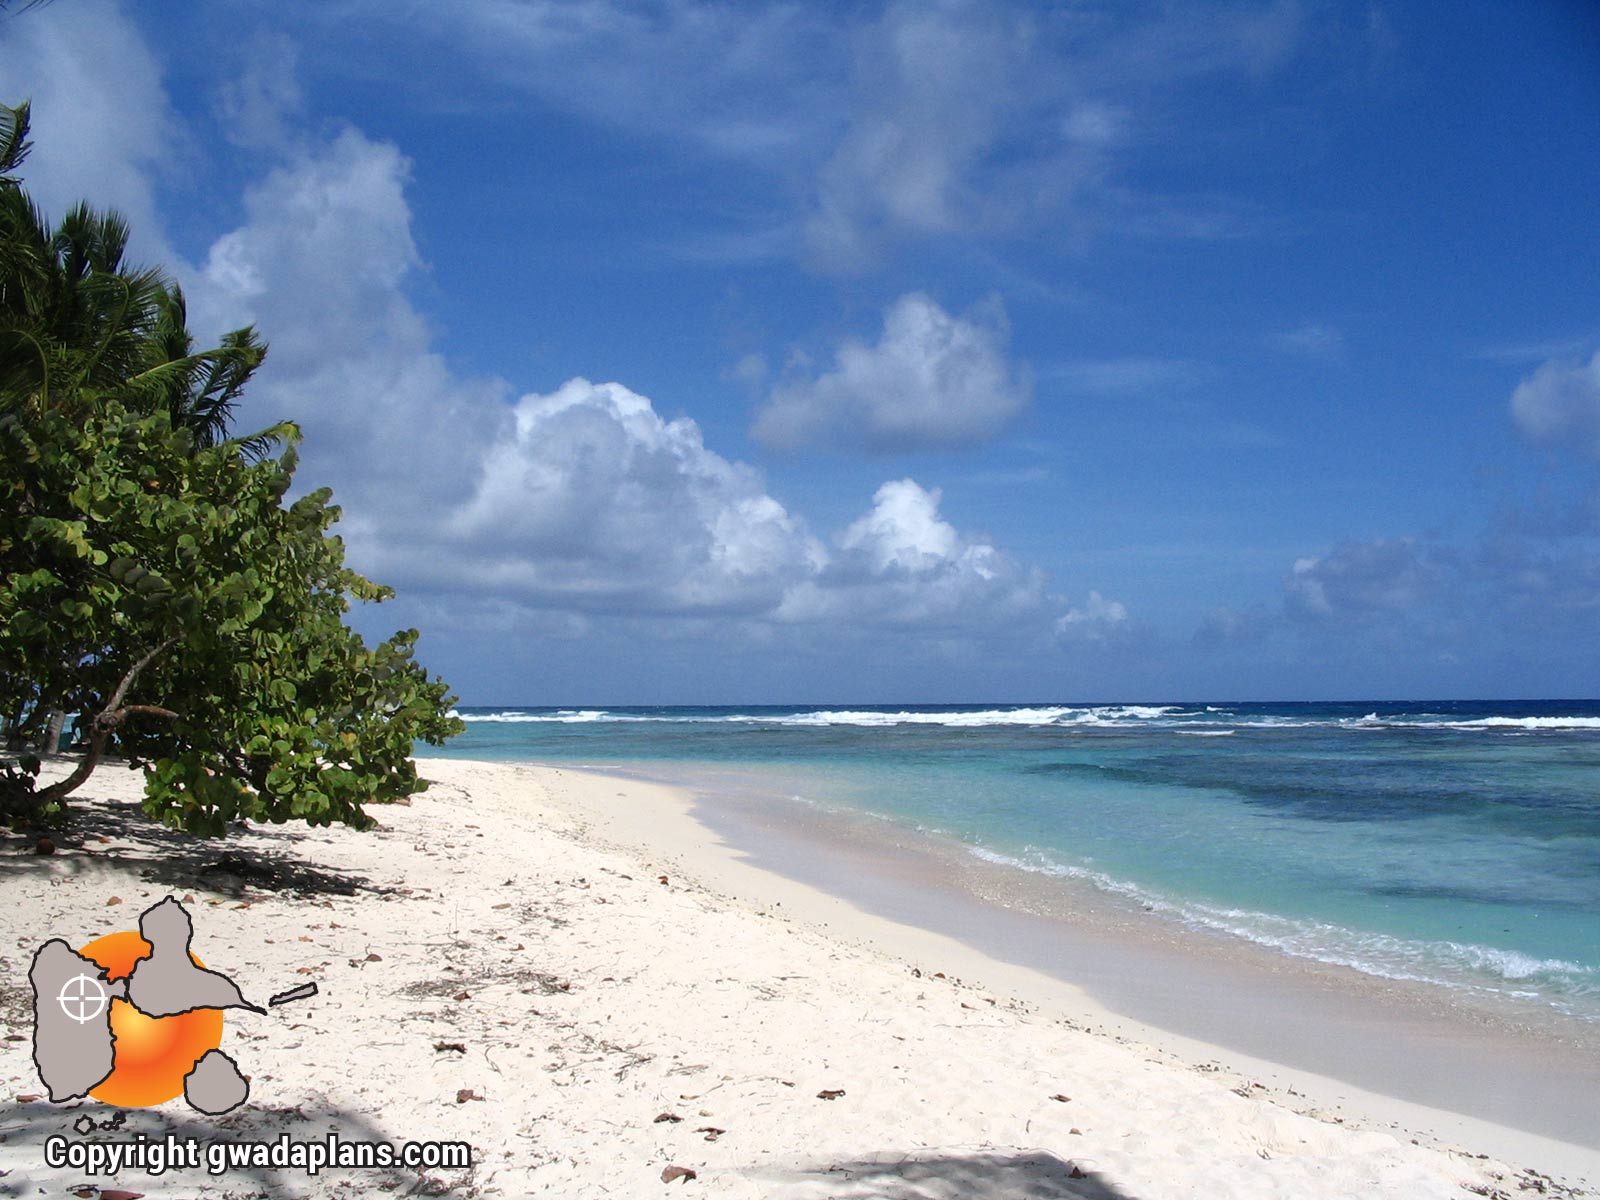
0 101 270 449
0 99 28 177
0 3 59 24
139 284 272 453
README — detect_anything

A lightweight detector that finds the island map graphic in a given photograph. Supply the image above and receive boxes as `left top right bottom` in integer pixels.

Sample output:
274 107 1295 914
30 896 264 1114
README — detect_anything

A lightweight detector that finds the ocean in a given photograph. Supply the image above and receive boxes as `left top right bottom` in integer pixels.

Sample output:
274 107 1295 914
421 699 1600 1028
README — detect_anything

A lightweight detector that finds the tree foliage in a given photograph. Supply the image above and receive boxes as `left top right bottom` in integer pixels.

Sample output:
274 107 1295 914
0 103 270 454
1 101 463 832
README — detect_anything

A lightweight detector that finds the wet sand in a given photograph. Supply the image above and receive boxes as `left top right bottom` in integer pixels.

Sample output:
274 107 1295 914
2 757 1594 1197
599 758 1600 1167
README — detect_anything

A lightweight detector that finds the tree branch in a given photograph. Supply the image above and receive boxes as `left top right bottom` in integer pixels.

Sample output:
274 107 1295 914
34 637 179 804
104 636 176 713
109 704 179 722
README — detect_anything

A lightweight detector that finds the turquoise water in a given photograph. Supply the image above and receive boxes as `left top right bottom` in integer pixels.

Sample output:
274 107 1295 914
421 700 1600 1022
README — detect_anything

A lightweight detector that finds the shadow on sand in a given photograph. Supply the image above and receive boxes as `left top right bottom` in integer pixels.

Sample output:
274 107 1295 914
772 1149 1134 1199
0 777 399 902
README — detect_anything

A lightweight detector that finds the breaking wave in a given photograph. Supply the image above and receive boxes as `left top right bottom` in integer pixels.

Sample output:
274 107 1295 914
451 705 1600 733
453 705 1193 727
964 846 1599 1011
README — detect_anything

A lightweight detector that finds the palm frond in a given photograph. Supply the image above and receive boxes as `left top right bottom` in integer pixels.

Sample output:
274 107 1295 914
1 170 269 451
0 101 31 181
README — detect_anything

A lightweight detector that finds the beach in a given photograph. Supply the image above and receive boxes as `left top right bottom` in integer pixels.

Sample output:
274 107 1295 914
2 757 1595 1198
5 6 1597 1198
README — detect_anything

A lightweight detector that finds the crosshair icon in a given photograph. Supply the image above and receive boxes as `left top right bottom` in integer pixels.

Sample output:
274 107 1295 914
57 974 108 1024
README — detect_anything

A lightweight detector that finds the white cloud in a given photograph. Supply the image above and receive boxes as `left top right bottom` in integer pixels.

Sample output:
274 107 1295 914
1270 322 1342 357
0 0 181 265
170 105 1091 645
440 378 822 614
754 293 1030 451
186 125 502 529
196 129 421 356
2 12 1132 665
185 126 1071 639
213 31 305 151
327 0 1312 268
1055 590 1130 641
1510 350 1600 458
838 479 964 574
802 2 1089 267
1284 538 1439 622
778 480 1053 630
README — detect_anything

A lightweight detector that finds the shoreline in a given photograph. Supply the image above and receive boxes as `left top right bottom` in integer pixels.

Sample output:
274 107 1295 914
0 756 1593 1197
609 757 1600 1142
522 757 1600 1181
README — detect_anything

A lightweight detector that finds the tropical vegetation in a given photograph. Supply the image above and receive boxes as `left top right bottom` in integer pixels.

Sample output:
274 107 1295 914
0 101 463 833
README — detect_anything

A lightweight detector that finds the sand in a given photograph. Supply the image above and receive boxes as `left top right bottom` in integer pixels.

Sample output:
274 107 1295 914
1 757 1594 1199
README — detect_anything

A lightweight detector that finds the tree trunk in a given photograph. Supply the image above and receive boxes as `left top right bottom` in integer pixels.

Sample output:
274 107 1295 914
33 638 178 805
40 709 65 756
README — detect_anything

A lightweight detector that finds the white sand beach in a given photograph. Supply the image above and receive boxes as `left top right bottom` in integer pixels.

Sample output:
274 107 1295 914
2 758 1595 1198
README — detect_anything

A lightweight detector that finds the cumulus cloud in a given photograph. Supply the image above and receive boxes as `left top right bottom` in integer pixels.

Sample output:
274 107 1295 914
195 129 421 362
1055 591 1131 641
777 480 1053 630
1284 538 1442 623
753 293 1030 452
186 123 505 529
160 113 1072 640
838 479 963 573
0 0 181 265
441 379 822 615
187 132 1070 640
2 9 1134 671
1510 350 1600 457
179 122 826 620
410 414 1062 637
172 112 1082 644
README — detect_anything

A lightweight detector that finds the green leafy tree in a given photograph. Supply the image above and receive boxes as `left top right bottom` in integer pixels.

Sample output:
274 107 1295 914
1 102 462 831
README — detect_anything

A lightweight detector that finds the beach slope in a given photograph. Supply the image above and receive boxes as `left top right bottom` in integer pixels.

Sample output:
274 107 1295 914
0 758 1586 1198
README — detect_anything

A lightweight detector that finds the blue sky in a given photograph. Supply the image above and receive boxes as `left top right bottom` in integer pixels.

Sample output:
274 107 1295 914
3 0 1598 703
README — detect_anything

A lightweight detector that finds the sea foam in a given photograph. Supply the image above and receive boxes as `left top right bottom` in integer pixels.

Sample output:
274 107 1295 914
964 843 1598 1009
452 705 1600 734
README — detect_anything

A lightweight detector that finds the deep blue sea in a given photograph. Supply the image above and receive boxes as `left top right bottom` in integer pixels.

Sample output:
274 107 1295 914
421 700 1600 1024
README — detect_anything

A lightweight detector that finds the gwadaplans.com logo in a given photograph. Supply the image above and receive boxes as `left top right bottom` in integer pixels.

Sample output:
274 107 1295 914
30 894 291 1113
26 895 471 1181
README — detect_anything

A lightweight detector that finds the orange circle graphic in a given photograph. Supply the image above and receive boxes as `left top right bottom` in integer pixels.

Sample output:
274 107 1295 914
77 930 225 1108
